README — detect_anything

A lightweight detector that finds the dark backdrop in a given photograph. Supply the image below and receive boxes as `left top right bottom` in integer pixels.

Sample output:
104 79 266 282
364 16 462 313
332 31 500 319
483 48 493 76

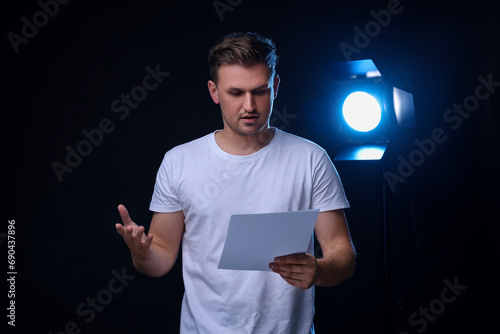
4 0 499 333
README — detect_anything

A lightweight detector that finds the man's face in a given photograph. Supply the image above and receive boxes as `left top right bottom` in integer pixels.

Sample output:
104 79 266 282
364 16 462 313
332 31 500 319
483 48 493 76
208 63 280 137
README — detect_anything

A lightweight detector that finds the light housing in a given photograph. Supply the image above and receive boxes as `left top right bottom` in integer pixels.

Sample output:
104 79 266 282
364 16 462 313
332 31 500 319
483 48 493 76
304 59 415 161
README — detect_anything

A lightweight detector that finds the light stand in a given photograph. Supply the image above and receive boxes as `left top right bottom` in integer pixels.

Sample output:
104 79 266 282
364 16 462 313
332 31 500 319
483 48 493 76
335 145 391 333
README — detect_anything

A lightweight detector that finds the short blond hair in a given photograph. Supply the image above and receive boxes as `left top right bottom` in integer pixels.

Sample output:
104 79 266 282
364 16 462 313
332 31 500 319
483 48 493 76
208 32 278 83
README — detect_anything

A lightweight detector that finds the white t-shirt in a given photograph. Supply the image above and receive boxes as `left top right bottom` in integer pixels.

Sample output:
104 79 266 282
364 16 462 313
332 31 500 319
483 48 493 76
149 128 350 334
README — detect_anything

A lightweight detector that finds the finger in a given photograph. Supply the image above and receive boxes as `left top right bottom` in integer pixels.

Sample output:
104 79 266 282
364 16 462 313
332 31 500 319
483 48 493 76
279 272 301 282
270 262 303 274
132 226 144 245
117 204 134 226
274 253 308 264
143 233 154 250
118 225 134 247
129 225 145 249
115 223 126 237
125 225 134 236
279 274 312 290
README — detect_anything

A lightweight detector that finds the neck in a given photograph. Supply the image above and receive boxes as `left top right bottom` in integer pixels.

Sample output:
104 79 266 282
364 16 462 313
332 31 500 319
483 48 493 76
215 127 275 155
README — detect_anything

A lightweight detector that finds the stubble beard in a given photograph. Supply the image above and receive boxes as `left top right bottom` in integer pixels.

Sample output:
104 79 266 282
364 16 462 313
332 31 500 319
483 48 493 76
222 110 271 137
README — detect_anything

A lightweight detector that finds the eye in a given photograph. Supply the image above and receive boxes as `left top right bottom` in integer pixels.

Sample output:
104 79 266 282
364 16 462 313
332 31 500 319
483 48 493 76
229 91 242 96
254 90 268 96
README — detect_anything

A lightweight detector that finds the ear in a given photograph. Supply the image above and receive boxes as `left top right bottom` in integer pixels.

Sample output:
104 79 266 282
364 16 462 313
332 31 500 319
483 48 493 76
207 80 220 104
272 74 280 99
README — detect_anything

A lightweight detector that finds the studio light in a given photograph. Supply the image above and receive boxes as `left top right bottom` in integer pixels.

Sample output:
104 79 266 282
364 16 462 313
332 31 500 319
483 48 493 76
304 59 415 161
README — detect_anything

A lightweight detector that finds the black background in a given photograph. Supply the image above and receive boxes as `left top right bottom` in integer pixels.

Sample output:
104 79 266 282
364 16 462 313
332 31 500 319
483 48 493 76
3 0 500 333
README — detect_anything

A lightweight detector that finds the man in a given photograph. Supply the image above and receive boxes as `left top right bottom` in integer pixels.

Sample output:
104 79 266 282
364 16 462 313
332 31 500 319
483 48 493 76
115 32 356 333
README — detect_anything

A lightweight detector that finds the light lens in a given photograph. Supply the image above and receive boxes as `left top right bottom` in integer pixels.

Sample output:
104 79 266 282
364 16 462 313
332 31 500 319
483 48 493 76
342 91 382 132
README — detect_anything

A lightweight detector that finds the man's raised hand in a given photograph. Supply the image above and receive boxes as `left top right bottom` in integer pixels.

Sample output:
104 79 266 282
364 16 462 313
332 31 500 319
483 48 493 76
115 204 154 263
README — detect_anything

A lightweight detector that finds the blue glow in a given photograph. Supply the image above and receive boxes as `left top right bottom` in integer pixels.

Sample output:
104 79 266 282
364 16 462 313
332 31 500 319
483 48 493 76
334 144 387 161
342 91 382 132
353 146 386 160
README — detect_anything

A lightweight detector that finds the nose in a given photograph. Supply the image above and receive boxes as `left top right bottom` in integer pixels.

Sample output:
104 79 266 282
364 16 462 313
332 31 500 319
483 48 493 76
243 92 256 112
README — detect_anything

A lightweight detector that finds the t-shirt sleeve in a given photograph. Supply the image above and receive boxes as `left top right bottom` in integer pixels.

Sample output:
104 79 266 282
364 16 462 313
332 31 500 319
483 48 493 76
149 153 184 213
312 150 350 212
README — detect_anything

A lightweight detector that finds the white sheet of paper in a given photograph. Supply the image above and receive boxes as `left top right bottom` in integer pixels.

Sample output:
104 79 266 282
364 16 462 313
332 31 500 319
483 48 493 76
217 209 320 271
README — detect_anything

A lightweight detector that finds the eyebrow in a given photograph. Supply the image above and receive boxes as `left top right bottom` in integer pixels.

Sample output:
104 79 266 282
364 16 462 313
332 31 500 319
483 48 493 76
226 84 270 92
